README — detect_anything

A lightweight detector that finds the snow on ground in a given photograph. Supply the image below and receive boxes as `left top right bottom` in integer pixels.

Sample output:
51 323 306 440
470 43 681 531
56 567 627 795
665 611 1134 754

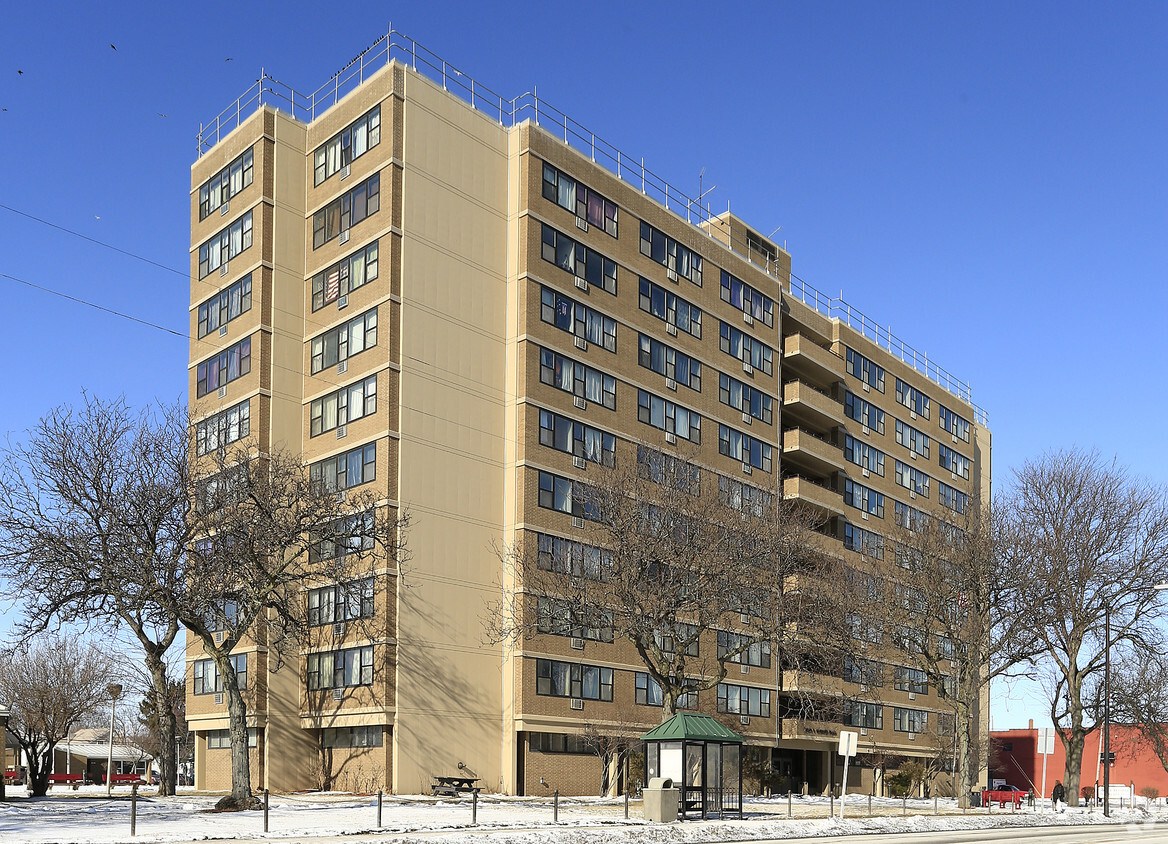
0 786 1162 844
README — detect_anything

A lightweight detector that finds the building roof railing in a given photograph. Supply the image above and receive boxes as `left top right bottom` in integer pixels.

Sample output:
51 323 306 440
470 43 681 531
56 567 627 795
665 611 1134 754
196 28 987 428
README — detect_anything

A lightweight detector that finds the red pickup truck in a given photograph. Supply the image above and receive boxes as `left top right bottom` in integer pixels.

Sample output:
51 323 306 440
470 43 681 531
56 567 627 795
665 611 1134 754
982 784 1027 808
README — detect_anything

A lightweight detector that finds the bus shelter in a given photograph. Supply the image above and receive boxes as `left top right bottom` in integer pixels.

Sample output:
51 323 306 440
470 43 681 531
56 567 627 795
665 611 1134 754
642 713 743 819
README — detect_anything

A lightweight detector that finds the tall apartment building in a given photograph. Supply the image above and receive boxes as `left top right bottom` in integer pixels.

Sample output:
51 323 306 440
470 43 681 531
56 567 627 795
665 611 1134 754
186 33 990 797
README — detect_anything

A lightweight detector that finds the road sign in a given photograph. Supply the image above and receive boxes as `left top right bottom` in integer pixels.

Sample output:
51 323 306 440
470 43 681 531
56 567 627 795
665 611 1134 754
838 730 858 757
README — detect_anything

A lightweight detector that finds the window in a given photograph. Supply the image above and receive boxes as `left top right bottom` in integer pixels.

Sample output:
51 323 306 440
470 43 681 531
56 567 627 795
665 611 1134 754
310 308 378 373
894 666 929 694
894 501 929 532
195 463 249 513
718 475 772 517
720 271 774 327
844 479 885 518
635 673 696 709
309 442 376 492
196 337 252 398
311 241 379 310
847 613 883 644
197 274 253 338
539 348 616 410
310 511 375 563
637 446 701 496
207 728 258 749
718 425 772 472
541 161 618 236
639 220 703 285
535 532 611 581
530 732 589 753
894 461 931 498
845 391 885 433
540 286 617 352
846 347 885 393
307 579 374 626
535 658 613 701
199 147 254 220
938 635 956 660
895 420 930 458
893 707 928 733
638 334 700 391
638 278 701 338
938 712 955 735
842 701 883 730
204 601 238 633
938 444 971 479
322 725 383 748
637 390 701 443
314 106 381 185
537 470 597 521
536 597 614 642
655 623 699 658
842 657 883 687
718 631 771 668
310 375 377 437
539 409 615 466
198 211 254 278
193 654 247 694
313 173 380 249
306 646 374 690
939 405 971 443
895 378 930 419
719 322 774 375
719 373 772 424
844 523 884 560
196 400 251 456
716 683 770 717
540 224 617 295
938 480 968 514
844 436 886 476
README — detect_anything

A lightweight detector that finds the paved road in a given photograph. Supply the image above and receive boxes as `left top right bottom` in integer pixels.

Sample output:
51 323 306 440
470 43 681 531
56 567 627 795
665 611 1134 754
750 822 1168 843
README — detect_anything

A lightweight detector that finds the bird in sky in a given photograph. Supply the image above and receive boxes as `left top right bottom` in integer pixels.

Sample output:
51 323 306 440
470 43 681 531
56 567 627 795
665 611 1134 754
17 70 23 75
225 57 233 62
157 112 168 118
110 44 117 51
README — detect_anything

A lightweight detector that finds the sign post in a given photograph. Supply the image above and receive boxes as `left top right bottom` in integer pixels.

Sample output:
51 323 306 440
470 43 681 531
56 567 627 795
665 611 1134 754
1037 727 1056 807
838 730 858 819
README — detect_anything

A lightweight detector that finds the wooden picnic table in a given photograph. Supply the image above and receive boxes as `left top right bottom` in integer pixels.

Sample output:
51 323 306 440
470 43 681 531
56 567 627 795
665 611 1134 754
431 775 480 797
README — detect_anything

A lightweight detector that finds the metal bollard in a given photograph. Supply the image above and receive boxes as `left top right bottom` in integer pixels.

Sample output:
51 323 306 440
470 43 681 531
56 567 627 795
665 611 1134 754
934 796 938 815
553 789 559 823
830 792 834 817
788 791 792 818
902 795 906 816
377 789 383 828
472 790 478 825
131 783 138 836
624 788 629 819
263 788 269 833
868 794 872 817
1011 797 1016 813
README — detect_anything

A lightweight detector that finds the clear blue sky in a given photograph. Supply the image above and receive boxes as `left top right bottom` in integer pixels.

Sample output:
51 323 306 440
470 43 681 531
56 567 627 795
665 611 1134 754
4 0 1167 730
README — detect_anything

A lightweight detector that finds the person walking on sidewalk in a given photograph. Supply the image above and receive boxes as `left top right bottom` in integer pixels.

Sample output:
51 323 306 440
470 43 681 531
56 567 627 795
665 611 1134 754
1052 780 1066 812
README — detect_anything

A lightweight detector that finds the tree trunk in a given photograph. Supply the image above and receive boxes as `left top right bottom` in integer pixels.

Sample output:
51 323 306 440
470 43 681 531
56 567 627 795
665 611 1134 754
144 655 178 797
225 677 252 806
1064 728 1086 807
24 744 51 797
955 708 973 807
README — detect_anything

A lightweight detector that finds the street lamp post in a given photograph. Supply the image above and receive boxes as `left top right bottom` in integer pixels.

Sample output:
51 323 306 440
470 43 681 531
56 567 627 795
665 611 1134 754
0 704 10 802
105 684 122 797
1104 607 1111 817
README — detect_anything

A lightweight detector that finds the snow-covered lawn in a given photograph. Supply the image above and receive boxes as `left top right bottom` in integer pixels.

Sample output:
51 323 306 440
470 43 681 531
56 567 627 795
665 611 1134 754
0 786 1161 844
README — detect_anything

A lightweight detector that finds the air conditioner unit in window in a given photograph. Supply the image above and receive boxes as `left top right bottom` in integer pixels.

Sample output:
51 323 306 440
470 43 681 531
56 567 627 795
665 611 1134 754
908 692 916 700
743 362 754 375
665 378 677 391
220 202 230 216
574 276 588 292
742 412 751 425
217 385 227 399
910 452 917 460
910 490 916 499
860 684 868 693
665 432 677 444
573 456 586 470
862 468 870 478
214 693 224 706
908 732 916 741
335 490 347 504
575 216 588 232
861 425 870 436
952 434 959 444
952 472 959 481
910 411 916 420
220 263 229 277
336 425 347 439
740 664 750 675
570 698 584 710
862 382 870 392
743 312 754 326
333 622 345 637
214 630 224 643
573 396 586 410
337 295 348 309
860 727 868 736
339 229 350 245
333 688 344 701
739 715 750 726
861 512 868 521
742 463 752 475
574 336 588 350
337 360 348 374
570 637 585 650
219 324 228 338
667 268 678 282
740 613 750 623
666 324 678 336
340 164 351 180
571 516 585 529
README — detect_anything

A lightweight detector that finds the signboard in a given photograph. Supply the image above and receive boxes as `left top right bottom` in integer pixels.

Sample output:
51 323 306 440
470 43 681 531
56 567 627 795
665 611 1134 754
1037 727 1056 755
838 730 858 757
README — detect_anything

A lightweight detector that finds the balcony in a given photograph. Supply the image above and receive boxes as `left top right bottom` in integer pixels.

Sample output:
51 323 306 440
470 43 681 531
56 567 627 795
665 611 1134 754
782 476 845 517
782 428 845 477
782 334 844 389
782 381 845 432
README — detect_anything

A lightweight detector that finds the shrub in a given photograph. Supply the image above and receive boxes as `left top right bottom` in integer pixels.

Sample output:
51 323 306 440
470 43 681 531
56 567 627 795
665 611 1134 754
1140 786 1160 801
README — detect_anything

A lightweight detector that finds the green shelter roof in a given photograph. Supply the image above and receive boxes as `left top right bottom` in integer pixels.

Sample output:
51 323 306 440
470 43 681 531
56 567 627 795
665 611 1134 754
640 712 744 743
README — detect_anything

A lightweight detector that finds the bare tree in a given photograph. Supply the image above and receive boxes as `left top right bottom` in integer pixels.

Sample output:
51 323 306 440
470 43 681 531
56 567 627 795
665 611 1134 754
491 444 841 724
1110 650 1168 776
0 396 191 796
1009 449 1168 805
0 637 117 796
849 494 1039 806
580 711 642 796
167 442 408 808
